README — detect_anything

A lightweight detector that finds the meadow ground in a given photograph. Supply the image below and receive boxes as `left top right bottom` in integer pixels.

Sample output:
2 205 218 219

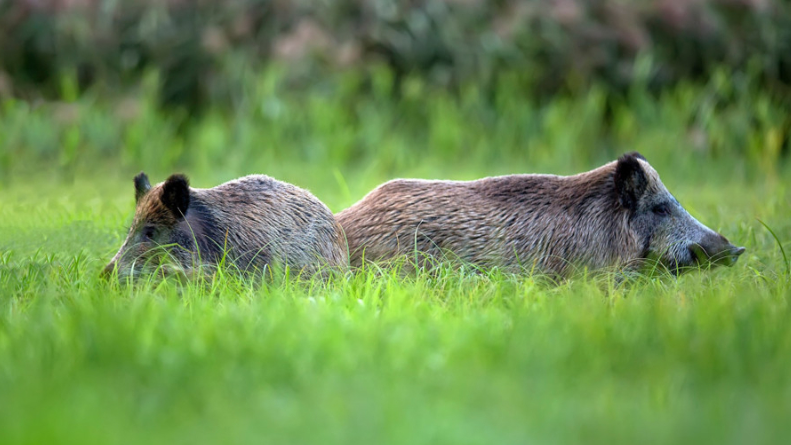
0 74 789 444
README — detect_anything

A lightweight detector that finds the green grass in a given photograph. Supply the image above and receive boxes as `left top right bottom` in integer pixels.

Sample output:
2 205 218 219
0 71 790 444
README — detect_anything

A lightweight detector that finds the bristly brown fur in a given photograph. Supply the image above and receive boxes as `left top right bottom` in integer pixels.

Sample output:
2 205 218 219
336 160 640 277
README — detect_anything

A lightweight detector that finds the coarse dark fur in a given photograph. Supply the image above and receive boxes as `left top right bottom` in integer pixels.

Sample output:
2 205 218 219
336 152 745 277
104 173 348 279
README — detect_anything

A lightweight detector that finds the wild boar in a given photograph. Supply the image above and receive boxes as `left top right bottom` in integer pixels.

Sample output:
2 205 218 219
104 173 348 279
336 152 745 277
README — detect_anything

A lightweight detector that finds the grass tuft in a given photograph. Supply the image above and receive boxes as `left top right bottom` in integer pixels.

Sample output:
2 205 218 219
757 218 790 280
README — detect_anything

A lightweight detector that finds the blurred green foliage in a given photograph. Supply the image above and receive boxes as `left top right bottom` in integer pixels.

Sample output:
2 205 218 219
1 0 788 171
0 0 789 110
1 66 788 195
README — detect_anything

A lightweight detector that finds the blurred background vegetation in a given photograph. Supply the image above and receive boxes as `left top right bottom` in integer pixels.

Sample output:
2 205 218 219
0 0 789 197
2 0 790 104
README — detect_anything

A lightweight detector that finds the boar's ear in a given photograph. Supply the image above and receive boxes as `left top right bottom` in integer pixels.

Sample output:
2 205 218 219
134 172 152 203
614 153 648 211
622 151 646 162
161 174 190 219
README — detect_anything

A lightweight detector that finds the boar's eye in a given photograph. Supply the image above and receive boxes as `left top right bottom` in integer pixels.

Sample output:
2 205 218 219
141 225 156 241
652 203 672 217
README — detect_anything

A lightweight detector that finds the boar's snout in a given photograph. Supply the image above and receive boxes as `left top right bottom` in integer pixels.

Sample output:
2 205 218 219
688 233 746 268
101 262 116 279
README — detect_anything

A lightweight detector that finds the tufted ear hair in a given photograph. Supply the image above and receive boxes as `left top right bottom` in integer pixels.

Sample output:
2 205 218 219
614 152 648 211
134 172 152 203
161 174 190 219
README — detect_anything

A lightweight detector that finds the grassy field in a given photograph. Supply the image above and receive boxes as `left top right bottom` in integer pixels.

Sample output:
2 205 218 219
0 72 790 444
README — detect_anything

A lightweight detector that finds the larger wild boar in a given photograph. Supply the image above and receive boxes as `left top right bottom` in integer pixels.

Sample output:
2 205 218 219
336 152 745 277
104 173 348 279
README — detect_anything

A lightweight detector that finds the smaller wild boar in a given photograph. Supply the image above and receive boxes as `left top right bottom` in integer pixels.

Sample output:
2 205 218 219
335 152 745 277
104 173 348 279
